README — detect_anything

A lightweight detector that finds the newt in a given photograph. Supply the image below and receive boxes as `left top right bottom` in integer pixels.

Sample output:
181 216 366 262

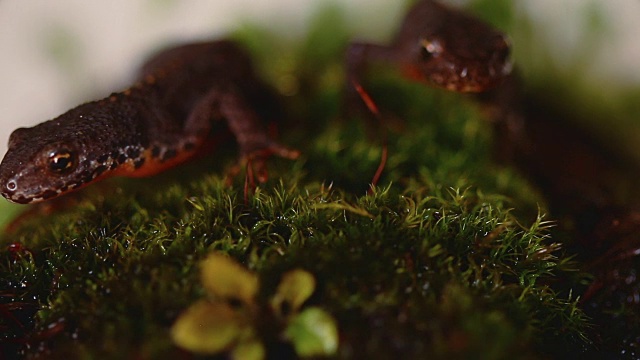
0 40 299 204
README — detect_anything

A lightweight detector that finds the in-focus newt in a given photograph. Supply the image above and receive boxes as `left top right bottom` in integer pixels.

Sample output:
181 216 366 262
347 0 512 93
0 40 298 204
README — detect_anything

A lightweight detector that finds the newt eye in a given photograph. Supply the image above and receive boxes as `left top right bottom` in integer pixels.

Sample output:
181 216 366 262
48 149 77 174
419 38 443 61
6 180 17 192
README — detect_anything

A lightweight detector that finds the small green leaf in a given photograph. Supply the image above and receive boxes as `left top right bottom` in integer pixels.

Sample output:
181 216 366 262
201 253 259 305
171 300 242 354
285 307 339 357
271 269 316 316
231 338 266 360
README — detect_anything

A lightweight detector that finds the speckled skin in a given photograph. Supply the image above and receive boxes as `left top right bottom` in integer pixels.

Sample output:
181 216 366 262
347 0 511 92
0 40 297 204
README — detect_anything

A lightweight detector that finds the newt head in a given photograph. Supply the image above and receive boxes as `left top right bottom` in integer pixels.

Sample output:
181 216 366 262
0 125 87 204
404 32 511 92
396 0 512 92
0 103 139 205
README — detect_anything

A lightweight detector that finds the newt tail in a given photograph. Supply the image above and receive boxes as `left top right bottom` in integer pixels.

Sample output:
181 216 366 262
0 40 298 204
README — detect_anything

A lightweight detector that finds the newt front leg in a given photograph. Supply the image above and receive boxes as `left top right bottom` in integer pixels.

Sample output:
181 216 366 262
187 85 299 183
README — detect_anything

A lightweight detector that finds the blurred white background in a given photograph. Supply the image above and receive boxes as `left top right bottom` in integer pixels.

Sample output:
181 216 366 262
0 0 638 157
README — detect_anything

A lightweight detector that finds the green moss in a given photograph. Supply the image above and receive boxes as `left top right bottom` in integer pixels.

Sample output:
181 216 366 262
0 5 590 359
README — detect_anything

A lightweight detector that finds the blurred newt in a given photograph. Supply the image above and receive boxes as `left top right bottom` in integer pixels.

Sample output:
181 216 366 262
347 0 640 253
346 0 512 188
